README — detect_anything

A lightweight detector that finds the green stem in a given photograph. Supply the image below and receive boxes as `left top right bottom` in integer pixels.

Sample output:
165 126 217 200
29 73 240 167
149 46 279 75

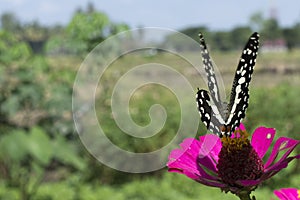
237 192 255 200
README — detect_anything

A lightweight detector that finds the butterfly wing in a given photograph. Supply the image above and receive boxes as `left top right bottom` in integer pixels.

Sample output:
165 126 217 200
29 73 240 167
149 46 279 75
198 33 223 108
196 89 225 136
226 32 260 133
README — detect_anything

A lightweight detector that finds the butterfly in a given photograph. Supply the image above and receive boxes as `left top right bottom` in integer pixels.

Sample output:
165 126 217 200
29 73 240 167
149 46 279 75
196 32 260 137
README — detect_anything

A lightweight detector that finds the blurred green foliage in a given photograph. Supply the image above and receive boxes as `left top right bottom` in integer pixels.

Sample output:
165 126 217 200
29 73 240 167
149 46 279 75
0 173 296 200
248 84 300 140
165 12 300 51
0 127 85 200
0 31 31 64
1 49 299 199
66 5 129 53
0 2 299 200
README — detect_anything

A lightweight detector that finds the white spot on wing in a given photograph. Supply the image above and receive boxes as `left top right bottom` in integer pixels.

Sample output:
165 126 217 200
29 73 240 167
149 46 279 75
235 85 241 93
205 113 210 120
238 77 246 84
241 70 246 76
200 107 204 113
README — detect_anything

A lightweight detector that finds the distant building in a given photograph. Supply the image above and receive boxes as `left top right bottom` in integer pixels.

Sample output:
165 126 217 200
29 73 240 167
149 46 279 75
261 38 287 52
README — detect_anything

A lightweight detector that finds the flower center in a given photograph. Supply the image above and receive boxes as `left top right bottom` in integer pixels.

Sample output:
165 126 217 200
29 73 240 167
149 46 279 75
217 129 264 187
298 189 300 198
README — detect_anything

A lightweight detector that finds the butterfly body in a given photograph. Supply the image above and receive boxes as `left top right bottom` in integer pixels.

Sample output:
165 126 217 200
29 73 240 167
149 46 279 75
196 32 260 137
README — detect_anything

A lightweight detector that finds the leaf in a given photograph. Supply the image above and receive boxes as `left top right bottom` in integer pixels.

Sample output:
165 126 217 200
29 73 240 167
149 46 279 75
52 134 85 171
0 130 28 162
27 127 53 166
0 95 20 116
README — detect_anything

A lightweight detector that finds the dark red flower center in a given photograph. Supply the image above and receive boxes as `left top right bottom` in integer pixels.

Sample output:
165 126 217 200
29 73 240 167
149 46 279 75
217 130 264 188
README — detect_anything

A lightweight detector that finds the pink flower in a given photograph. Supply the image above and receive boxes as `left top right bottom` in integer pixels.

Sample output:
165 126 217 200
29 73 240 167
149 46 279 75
167 124 300 198
274 188 300 200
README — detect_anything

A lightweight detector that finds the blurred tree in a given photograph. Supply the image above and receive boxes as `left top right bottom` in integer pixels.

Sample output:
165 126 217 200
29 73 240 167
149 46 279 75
283 23 300 50
211 31 233 51
261 18 282 40
0 43 74 136
0 12 21 33
22 21 49 54
67 3 129 53
180 26 209 42
110 22 130 35
0 56 47 130
0 30 31 64
0 12 48 54
230 26 252 49
249 12 264 32
87 1 96 13
162 26 209 51
249 12 283 40
162 33 195 51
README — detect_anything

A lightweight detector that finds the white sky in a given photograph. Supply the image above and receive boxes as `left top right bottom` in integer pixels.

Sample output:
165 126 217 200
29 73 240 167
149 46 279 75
0 0 300 30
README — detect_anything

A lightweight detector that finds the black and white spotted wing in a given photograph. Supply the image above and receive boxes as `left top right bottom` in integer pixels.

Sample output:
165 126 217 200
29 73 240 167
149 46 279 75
198 33 222 109
196 32 260 137
197 89 224 135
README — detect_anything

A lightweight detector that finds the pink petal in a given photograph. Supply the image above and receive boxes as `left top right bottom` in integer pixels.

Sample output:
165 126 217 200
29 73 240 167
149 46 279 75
167 135 232 189
274 188 299 200
238 123 246 131
262 155 299 181
230 123 246 138
274 190 288 200
264 137 300 169
198 134 222 173
167 136 221 181
251 127 276 159
261 160 289 180
167 138 202 176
